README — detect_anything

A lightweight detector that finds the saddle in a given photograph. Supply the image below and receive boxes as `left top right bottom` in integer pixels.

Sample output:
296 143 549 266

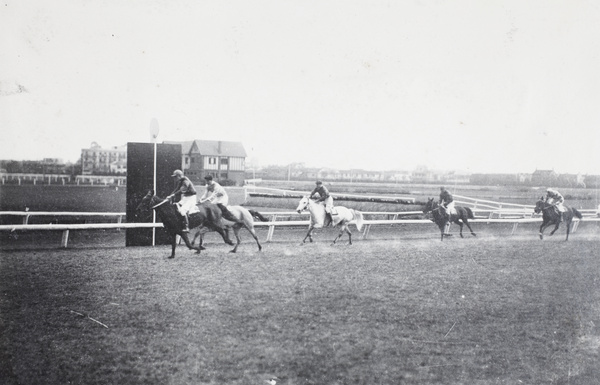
174 202 200 215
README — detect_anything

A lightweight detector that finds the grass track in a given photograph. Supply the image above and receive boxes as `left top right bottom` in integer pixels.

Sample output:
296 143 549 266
1 234 600 385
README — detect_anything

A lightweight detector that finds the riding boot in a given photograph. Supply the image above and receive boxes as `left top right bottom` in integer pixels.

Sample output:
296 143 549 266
182 214 190 232
559 212 563 222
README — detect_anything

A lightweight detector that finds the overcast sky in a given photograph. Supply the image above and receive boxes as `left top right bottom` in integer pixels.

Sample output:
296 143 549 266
1 0 599 174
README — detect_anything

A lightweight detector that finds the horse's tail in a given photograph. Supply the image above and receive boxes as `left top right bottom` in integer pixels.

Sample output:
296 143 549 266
249 209 270 222
353 210 364 231
572 208 583 219
465 207 475 219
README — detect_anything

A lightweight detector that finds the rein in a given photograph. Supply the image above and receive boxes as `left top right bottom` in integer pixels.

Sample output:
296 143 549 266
152 199 170 209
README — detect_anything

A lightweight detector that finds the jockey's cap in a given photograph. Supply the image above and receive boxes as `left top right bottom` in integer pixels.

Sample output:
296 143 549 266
171 169 184 177
204 175 213 181
546 188 553 192
315 180 322 185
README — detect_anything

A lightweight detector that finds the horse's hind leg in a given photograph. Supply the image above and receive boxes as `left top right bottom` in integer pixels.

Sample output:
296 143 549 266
458 222 464 238
170 235 177 259
302 226 314 244
246 225 262 251
565 220 571 241
463 220 476 236
331 225 350 245
229 225 242 253
331 229 344 245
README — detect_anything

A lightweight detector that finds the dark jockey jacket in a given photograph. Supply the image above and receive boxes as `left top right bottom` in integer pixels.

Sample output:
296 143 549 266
310 185 330 202
439 190 454 207
171 177 197 201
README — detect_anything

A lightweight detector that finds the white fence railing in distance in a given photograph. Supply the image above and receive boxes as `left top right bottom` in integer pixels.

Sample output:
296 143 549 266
0 223 161 248
244 186 416 204
1 211 125 225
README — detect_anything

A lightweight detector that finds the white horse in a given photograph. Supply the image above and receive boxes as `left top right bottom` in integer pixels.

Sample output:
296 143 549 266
191 204 269 253
295 196 364 245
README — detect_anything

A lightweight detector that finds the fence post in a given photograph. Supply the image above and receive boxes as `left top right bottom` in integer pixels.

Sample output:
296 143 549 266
61 230 70 248
266 215 277 242
361 224 372 239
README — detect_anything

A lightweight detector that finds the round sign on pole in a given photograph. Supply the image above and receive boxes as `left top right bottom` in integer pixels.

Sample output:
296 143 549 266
149 118 159 141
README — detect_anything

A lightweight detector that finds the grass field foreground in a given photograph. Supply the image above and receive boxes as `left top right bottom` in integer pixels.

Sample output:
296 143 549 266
1 236 599 385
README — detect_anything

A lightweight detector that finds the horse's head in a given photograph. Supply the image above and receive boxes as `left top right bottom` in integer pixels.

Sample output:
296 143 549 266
136 190 155 212
423 198 435 214
296 196 310 214
533 196 546 214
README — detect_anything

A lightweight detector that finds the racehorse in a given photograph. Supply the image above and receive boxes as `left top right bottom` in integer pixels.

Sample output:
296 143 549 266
533 197 582 241
136 190 234 258
295 196 364 245
191 205 269 253
423 198 476 241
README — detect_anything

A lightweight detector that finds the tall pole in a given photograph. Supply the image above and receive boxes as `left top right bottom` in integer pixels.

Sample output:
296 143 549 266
149 119 159 246
152 140 157 246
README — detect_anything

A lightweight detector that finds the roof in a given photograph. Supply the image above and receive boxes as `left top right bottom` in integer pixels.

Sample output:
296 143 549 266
164 140 246 157
163 141 195 154
194 140 246 157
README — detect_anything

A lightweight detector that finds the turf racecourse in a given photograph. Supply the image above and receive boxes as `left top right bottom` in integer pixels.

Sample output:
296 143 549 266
1 232 600 384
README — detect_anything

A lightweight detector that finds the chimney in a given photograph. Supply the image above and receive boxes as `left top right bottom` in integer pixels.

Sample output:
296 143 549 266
217 141 221 154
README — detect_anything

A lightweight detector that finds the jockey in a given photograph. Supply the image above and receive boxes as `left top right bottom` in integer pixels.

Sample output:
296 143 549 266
545 188 566 221
199 175 238 222
167 169 197 232
438 186 456 220
310 180 334 222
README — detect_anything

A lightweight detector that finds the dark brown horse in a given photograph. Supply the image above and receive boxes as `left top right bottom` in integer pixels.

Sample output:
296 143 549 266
533 197 582 241
423 198 476 241
136 190 234 258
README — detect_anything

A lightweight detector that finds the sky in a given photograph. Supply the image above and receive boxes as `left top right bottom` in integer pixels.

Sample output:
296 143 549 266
1 0 599 174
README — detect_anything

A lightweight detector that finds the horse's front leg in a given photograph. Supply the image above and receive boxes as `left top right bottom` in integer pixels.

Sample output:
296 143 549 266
539 222 550 239
179 232 202 254
211 224 235 246
302 226 314 244
246 226 262 251
458 222 464 238
170 234 177 259
549 222 560 236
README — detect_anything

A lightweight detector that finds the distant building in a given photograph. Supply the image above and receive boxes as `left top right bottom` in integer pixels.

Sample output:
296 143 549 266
109 160 127 175
164 140 247 185
531 169 559 186
81 142 127 175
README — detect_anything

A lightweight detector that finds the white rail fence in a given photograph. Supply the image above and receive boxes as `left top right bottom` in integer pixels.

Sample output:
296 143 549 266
1 209 598 248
